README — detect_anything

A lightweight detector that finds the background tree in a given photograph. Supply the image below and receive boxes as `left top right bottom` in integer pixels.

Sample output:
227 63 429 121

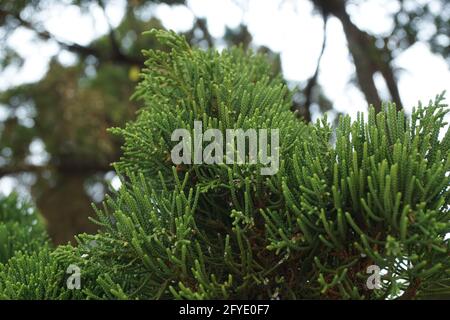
310 0 450 113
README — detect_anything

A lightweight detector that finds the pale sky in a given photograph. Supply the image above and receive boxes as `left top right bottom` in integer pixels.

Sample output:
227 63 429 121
1 0 450 196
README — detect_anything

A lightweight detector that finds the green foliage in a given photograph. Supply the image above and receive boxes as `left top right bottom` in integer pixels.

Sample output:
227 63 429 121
2 30 449 300
0 195 89 300
73 31 449 299
114 29 304 181
0 195 74 300
0 246 77 299
74 29 308 299
275 93 450 299
0 194 48 264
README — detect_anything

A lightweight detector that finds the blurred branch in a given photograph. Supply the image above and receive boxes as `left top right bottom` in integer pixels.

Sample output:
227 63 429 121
0 163 111 177
194 18 214 48
302 13 328 122
311 0 402 111
398 278 420 300
96 0 134 64
184 4 214 48
0 8 143 66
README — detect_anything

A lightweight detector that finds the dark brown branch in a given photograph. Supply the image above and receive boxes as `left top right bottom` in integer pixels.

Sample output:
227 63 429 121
195 18 214 48
96 0 135 64
311 0 402 112
398 278 420 300
302 13 328 122
0 163 111 178
378 54 403 110
0 8 143 66
0 164 44 177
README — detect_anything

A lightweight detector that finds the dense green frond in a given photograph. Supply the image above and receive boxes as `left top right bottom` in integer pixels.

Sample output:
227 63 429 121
0 194 48 264
1 30 448 300
81 31 450 300
0 246 76 299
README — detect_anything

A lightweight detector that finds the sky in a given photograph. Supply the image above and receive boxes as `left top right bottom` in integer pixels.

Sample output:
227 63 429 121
0 0 450 196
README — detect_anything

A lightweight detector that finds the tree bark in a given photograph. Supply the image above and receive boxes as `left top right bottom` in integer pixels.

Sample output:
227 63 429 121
35 172 99 245
311 0 402 112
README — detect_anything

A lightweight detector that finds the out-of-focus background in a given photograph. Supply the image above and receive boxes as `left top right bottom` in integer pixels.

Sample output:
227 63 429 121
0 0 449 244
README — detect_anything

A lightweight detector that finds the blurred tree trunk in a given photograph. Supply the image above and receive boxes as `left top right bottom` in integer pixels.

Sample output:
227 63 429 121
311 0 402 111
35 172 98 245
